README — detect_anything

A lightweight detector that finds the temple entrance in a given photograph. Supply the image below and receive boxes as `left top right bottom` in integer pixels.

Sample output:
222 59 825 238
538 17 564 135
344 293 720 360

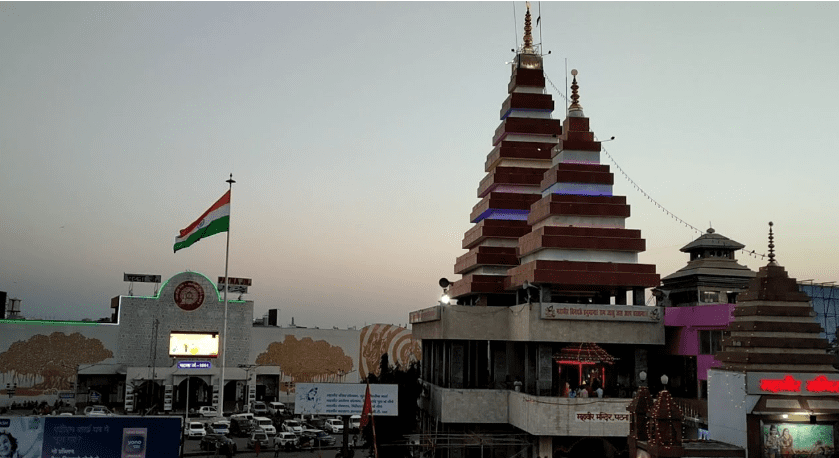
564 438 620 458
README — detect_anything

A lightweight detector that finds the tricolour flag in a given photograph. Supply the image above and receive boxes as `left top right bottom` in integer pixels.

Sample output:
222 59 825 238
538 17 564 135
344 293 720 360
174 190 230 253
359 382 372 429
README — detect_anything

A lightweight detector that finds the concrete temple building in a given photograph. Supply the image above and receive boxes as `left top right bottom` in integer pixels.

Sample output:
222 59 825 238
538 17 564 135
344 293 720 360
410 6 662 458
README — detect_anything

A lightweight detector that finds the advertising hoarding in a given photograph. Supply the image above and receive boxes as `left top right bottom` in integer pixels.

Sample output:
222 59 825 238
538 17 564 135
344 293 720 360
294 383 398 416
0 416 182 458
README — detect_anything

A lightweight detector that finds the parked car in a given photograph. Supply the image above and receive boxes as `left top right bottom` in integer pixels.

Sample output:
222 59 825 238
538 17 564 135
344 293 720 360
267 401 286 416
254 416 276 436
324 419 343 434
247 430 271 449
282 419 303 435
349 415 361 432
274 432 299 449
184 421 207 439
200 433 237 453
206 421 230 436
230 417 255 438
300 429 335 447
305 416 327 430
198 406 219 418
84 405 113 417
249 401 269 416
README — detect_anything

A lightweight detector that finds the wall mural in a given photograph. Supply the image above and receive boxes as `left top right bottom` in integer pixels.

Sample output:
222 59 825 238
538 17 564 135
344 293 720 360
255 335 353 391
0 332 114 396
359 324 421 379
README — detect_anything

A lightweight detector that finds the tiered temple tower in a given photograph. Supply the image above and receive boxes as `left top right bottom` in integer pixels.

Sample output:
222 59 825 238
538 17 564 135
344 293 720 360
412 6 666 457
449 5 658 307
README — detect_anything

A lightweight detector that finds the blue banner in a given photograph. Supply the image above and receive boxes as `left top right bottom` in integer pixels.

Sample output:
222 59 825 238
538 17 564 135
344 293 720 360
0 416 182 458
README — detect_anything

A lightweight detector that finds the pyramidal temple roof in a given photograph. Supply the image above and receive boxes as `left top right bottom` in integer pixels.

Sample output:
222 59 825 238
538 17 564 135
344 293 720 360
716 223 837 373
446 4 658 306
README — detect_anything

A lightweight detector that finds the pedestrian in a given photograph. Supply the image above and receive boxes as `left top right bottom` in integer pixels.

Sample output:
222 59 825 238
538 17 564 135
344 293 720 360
255 440 261 457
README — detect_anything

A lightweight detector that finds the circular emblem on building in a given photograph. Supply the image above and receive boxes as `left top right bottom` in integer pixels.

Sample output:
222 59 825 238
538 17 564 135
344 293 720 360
174 281 205 311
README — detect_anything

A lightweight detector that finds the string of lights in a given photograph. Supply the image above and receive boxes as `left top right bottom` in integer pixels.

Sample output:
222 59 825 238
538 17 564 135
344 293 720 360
542 72 770 262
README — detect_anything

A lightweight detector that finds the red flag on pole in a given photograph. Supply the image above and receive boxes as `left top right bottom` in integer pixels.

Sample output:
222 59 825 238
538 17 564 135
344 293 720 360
360 382 372 429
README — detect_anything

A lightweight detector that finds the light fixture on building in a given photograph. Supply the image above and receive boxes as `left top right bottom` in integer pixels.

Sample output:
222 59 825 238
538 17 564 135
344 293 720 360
439 278 451 305
661 374 669 387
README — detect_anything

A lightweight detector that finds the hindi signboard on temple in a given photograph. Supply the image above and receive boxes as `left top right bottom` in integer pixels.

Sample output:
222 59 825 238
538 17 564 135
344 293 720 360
748 373 839 395
541 303 662 322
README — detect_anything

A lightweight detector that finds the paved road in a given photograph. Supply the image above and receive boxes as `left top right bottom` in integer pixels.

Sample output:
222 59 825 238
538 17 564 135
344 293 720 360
183 433 363 458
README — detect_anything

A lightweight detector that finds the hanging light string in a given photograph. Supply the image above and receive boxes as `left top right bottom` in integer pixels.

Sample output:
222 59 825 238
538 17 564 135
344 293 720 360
542 72 769 262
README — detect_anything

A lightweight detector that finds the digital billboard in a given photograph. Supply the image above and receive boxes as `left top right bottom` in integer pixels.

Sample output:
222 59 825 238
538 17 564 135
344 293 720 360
169 331 219 358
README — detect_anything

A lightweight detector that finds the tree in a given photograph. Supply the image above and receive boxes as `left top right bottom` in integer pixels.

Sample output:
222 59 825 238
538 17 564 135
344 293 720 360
0 332 113 394
361 353 421 457
255 335 352 383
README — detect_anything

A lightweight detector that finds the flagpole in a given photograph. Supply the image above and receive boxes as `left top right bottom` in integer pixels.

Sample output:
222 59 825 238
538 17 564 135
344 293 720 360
371 407 379 458
219 173 235 416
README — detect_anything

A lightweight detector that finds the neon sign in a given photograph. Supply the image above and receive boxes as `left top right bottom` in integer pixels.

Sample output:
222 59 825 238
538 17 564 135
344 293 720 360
807 375 839 393
760 375 801 393
759 375 839 394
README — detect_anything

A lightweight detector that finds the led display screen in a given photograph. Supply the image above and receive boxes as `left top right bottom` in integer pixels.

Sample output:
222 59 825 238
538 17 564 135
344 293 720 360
168 332 219 358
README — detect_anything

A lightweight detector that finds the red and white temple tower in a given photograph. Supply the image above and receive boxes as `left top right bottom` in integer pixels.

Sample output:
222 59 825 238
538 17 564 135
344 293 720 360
412 6 665 457
448 6 658 308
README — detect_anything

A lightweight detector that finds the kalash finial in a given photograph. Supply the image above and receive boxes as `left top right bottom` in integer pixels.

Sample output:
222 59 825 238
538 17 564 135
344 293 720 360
767 221 777 265
568 69 584 116
523 2 534 53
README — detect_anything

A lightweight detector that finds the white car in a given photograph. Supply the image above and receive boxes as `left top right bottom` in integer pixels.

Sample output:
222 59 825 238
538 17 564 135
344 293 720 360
267 401 286 416
275 432 299 449
254 416 276 436
249 401 269 416
84 405 113 416
184 421 207 439
324 419 343 434
198 406 219 418
282 419 303 435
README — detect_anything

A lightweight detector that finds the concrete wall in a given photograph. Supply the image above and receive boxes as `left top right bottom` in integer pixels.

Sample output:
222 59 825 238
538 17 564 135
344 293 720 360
508 391 630 437
708 369 758 450
420 384 630 437
413 303 664 345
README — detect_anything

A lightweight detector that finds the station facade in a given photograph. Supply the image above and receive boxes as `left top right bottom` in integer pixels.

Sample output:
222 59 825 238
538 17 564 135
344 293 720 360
0 271 420 414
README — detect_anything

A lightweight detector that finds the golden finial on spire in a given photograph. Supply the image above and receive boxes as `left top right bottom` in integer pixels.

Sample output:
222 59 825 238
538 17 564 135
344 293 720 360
523 2 534 53
568 69 584 115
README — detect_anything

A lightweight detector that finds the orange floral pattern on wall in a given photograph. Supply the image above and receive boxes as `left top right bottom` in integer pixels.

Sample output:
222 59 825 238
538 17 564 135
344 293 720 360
255 335 352 387
0 332 114 396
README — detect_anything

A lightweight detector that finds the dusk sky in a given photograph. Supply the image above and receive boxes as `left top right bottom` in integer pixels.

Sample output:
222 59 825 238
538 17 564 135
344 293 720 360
2 2 838 328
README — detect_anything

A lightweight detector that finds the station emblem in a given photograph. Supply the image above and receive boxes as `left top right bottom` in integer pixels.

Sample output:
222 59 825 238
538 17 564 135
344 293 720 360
174 281 205 311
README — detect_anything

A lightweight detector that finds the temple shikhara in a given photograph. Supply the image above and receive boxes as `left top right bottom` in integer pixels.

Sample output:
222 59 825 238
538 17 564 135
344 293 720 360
411 4 664 457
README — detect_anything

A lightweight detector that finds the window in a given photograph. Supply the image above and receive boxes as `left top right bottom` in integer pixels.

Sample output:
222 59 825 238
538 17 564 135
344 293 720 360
701 291 720 303
699 330 723 355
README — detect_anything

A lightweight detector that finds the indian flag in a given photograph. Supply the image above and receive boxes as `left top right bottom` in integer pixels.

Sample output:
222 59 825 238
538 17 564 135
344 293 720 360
174 190 230 253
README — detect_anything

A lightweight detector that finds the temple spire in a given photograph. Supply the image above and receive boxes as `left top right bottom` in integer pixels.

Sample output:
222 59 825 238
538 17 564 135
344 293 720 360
767 221 777 265
523 2 534 53
568 69 584 116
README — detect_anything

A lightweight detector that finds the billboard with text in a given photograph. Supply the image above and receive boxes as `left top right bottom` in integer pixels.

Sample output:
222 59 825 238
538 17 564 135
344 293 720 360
294 383 398 416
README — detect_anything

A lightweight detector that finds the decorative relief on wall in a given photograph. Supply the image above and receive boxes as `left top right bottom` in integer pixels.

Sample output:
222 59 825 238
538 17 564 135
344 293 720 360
0 332 114 396
359 324 421 378
256 335 352 390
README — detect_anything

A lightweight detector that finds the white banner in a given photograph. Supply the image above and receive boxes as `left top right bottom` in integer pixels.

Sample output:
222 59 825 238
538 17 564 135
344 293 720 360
294 383 398 416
